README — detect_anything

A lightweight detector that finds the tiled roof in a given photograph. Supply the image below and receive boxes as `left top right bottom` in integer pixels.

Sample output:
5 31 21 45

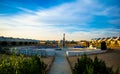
91 36 119 41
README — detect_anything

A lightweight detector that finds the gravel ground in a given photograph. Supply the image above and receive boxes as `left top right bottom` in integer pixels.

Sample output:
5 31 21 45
42 56 55 73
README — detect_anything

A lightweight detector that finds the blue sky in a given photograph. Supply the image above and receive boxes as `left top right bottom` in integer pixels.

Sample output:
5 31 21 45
0 0 120 40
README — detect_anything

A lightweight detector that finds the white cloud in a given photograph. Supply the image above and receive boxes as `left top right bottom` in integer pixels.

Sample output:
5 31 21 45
0 0 101 27
66 28 120 40
17 7 35 13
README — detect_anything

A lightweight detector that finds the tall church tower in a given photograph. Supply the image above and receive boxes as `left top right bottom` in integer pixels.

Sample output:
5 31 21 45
63 33 65 48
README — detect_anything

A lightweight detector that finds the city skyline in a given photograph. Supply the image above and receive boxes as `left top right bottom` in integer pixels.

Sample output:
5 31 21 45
0 0 120 40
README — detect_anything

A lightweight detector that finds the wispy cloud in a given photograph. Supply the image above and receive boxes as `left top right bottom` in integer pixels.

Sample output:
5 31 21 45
109 19 120 25
95 6 120 17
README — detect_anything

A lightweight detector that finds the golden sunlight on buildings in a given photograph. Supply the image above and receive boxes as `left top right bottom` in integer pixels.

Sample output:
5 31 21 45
91 36 120 49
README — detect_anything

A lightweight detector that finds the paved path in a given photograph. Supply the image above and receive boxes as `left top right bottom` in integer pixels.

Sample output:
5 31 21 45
49 49 72 74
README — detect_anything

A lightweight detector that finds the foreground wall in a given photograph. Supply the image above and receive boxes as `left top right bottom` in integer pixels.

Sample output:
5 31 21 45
66 49 107 56
10 47 55 56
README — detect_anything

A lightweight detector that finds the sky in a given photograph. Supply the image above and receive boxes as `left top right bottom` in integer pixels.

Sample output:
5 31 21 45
0 0 120 40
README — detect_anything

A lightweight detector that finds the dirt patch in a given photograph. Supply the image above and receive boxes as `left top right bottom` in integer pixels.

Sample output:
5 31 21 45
42 56 55 74
68 49 120 73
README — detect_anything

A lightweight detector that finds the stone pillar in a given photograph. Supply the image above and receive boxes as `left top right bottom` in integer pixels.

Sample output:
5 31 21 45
63 33 65 48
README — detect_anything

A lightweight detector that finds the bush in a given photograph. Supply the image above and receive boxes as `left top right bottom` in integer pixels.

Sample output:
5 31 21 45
73 54 119 74
0 54 47 74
